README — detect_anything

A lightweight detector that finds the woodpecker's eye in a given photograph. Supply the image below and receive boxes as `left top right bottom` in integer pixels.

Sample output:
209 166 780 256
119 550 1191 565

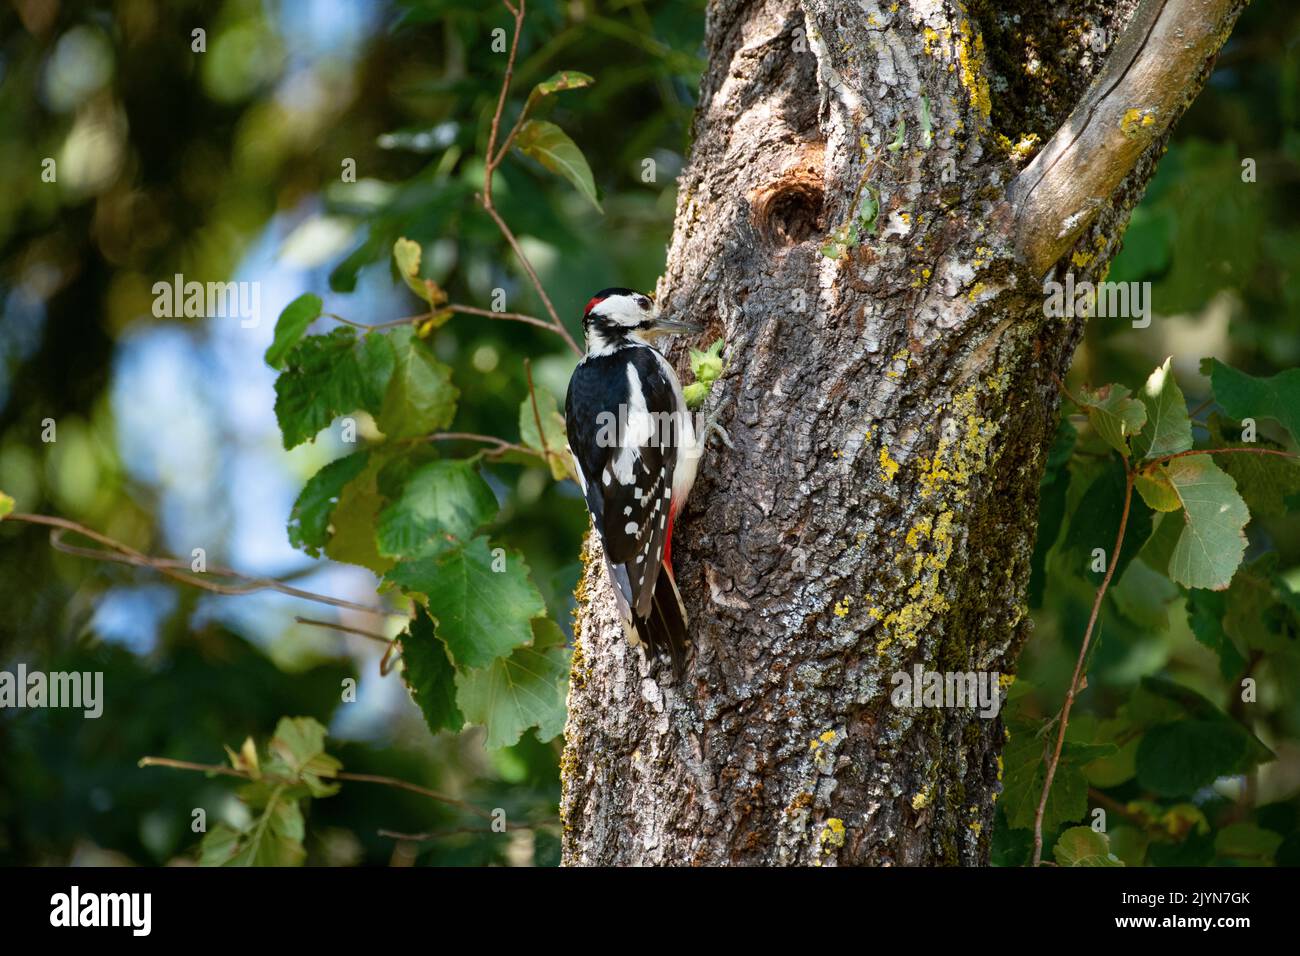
637 296 651 310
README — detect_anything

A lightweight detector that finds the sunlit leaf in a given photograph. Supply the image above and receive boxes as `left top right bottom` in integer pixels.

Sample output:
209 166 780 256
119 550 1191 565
288 452 370 557
525 70 594 112
377 326 458 440
1134 466 1182 512
1133 357 1192 460
1164 454 1249 590
513 119 602 212
519 388 571 481
455 617 569 749
1076 383 1146 459
1054 827 1123 867
392 237 449 308
273 328 393 449
386 537 546 669
376 459 498 557
265 293 323 370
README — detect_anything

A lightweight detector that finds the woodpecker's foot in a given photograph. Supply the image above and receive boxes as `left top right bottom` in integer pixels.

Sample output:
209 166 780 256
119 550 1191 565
700 398 734 450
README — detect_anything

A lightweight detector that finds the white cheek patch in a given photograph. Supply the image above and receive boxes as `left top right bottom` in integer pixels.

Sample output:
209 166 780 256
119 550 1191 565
600 296 648 327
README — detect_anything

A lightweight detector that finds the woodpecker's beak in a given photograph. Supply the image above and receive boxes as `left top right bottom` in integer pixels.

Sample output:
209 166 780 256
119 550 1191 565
644 316 703 337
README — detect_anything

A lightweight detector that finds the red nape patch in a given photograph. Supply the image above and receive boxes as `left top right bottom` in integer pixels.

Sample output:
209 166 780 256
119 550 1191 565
584 294 609 316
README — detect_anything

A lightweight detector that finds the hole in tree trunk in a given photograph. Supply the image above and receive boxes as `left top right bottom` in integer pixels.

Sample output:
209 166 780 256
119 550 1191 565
750 148 826 247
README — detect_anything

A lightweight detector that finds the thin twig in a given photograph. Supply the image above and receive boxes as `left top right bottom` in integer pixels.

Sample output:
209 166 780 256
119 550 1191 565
524 358 553 462
447 303 562 334
1050 369 1084 410
1031 468 1134 866
483 0 526 207
138 755 521 827
7 513 398 617
294 616 392 645
1149 446 1298 467
478 0 582 357
325 305 559 336
482 204 580 355
422 431 540 460
379 827 504 841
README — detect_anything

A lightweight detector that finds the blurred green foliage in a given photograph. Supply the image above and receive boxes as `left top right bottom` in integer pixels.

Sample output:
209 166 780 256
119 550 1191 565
0 0 1298 867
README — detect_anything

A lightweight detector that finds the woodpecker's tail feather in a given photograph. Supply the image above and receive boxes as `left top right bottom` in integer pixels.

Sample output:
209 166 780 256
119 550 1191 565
632 565 689 676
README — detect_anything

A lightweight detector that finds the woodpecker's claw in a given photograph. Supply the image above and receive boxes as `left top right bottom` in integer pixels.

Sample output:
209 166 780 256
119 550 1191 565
701 397 734 450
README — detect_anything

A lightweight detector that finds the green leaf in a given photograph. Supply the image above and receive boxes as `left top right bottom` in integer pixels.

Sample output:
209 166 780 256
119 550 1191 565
1186 587 1246 679
513 119 602 212
198 823 244 866
273 328 393 449
1207 415 1300 519
387 537 546 669
201 796 307 867
264 293 323 370
376 459 497 557
266 716 341 797
1138 510 1181 575
1054 827 1123 867
887 118 906 151
526 70 594 111
1203 357 1300 446
0 491 13 519
1079 719 1138 788
399 605 464 735
454 617 570 749
1215 822 1282 865
1151 142 1261 311
519 388 571 481
1110 558 1177 632
288 452 370 557
1133 357 1192 460
1001 720 1098 832
919 96 933 148
1076 383 1146 459
1134 466 1182 512
1061 457 1152 585
1223 555 1299 654
392 238 449 308
1135 720 1247 797
324 449 396 575
1164 454 1249 590
1133 676 1272 769
377 326 458 440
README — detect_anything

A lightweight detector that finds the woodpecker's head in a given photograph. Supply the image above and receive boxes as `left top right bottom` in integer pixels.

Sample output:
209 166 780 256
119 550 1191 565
581 288 700 356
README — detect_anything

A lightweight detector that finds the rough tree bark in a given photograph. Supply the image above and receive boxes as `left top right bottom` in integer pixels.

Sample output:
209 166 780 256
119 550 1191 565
561 0 1247 865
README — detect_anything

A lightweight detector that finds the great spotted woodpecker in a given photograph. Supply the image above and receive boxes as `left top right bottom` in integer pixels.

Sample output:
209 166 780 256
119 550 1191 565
565 288 706 674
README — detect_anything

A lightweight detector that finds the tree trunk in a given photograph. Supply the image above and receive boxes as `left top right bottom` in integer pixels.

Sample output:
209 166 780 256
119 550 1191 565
561 0 1246 865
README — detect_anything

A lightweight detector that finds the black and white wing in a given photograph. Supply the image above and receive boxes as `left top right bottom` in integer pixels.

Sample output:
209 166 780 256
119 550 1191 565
565 347 681 619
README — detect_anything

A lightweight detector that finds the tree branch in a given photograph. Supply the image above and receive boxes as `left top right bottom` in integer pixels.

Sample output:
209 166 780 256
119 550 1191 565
478 0 583 357
1008 0 1248 273
6 512 398 618
138 756 526 828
